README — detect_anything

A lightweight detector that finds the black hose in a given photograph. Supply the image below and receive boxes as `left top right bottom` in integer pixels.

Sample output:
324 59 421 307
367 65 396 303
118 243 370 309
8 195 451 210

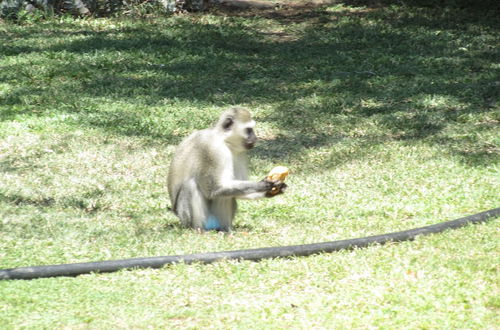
1 207 499 280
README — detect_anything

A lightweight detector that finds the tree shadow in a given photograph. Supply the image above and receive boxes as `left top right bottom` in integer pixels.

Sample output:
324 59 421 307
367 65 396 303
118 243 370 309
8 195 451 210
1 3 498 166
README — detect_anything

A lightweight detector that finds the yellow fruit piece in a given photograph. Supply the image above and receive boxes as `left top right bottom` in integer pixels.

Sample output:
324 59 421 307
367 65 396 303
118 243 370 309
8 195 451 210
267 166 289 182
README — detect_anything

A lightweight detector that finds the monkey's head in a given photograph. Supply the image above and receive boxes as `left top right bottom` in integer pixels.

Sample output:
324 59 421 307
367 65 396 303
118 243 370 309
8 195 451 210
217 107 257 153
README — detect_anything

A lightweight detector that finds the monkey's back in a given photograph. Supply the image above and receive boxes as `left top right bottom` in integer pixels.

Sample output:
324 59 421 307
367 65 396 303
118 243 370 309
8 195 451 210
167 129 230 207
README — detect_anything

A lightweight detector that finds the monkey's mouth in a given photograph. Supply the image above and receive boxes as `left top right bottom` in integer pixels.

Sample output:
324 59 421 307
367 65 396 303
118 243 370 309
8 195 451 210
245 142 256 149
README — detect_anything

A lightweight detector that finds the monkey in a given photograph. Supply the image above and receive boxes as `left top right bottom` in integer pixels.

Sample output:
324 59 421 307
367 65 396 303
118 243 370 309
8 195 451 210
167 107 286 232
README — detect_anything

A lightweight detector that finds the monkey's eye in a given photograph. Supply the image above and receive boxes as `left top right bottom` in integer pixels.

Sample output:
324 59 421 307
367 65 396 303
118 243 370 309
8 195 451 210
245 128 254 135
222 117 234 131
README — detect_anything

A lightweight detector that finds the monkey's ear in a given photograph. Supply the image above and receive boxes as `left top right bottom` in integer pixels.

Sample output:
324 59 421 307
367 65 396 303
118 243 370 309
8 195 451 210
222 117 234 131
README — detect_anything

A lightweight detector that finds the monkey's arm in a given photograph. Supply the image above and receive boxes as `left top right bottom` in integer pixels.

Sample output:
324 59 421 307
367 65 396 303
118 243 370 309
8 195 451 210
198 143 282 200
207 179 273 200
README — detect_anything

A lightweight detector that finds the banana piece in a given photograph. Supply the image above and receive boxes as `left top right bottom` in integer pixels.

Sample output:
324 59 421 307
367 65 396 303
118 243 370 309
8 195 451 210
266 166 289 195
267 166 290 182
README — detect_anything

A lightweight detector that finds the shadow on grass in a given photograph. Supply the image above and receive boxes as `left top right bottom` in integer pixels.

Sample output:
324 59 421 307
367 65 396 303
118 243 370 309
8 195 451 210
0 3 498 166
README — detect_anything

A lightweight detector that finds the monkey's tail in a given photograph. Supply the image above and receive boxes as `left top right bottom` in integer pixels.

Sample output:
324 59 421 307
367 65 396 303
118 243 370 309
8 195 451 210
1 207 498 280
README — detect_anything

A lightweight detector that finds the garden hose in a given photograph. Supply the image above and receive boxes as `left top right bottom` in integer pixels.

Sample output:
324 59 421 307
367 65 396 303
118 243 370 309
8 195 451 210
1 207 498 280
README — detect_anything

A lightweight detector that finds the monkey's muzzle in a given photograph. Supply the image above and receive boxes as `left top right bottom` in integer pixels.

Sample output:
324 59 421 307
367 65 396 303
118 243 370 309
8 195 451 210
244 141 256 149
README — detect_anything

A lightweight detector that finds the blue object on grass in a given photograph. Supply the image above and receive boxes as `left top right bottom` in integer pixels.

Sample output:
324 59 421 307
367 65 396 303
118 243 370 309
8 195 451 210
203 215 221 231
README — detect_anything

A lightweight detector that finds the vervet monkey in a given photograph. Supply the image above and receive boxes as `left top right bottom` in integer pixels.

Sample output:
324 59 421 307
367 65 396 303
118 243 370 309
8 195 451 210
168 107 286 231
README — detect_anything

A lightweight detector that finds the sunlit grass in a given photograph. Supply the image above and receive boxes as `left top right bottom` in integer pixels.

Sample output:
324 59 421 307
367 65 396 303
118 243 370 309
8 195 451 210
0 1 499 328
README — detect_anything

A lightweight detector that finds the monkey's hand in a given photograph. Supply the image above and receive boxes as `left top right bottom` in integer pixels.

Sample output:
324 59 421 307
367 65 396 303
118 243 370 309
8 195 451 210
264 166 289 197
262 179 287 197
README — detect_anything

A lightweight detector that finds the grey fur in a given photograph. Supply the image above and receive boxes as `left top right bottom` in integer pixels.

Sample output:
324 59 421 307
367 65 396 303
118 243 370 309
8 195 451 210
168 108 275 231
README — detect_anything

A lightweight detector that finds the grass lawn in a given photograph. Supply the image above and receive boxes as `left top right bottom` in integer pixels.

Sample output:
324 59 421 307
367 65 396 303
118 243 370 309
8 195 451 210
1 1 499 328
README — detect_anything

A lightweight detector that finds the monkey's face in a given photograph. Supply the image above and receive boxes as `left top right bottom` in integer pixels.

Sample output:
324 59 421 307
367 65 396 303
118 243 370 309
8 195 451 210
222 116 257 153
243 127 257 150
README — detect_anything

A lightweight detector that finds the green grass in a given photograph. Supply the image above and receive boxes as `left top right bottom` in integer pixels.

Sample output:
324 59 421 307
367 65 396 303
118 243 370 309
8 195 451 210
1 1 499 328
